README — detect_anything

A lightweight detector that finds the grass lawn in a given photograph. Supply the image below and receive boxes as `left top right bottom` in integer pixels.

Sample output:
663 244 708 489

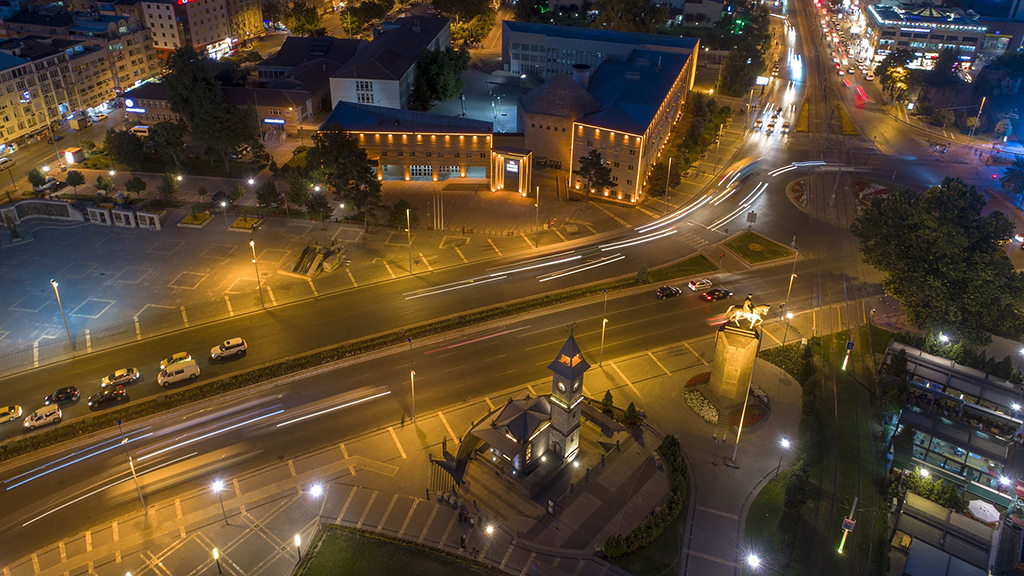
744 467 793 556
298 525 500 576
614 502 688 575
647 254 718 283
725 231 794 265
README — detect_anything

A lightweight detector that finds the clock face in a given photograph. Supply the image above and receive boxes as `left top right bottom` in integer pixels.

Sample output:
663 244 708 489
557 382 566 393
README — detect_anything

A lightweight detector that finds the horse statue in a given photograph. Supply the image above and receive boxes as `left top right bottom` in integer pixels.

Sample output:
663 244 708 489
723 294 771 329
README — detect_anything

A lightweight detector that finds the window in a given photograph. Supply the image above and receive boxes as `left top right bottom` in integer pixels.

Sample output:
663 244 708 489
357 93 373 104
613 161 619 167
626 179 632 186
356 80 373 92
629 149 636 156
627 165 634 171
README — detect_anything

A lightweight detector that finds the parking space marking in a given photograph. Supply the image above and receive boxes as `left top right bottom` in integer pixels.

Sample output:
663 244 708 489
180 306 189 327
398 499 418 537
233 477 241 498
418 503 439 543
85 329 92 353
591 202 631 228
58 541 66 563
487 239 502 255
224 295 234 317
553 228 568 242
373 258 396 278
224 277 254 295
168 271 207 290
378 494 398 530
112 266 150 284
346 268 358 287
684 341 708 365
418 252 434 271
175 498 182 519
339 443 356 476
520 234 535 249
484 396 495 411
440 512 457 546
337 487 357 522
763 327 783 345
200 243 235 258
500 543 515 569
85 530 92 552
648 351 672 375
149 239 184 254
385 231 414 246
454 246 468 263
31 553 38 574
308 279 318 296
519 552 537 575
288 460 297 477
112 520 118 541
266 285 277 306
69 298 115 319
132 304 175 339
438 411 458 446
609 361 641 397
388 426 407 459
32 334 56 368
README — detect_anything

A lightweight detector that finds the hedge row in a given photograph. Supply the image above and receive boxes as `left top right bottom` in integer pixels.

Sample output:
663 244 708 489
602 434 688 558
0 273 656 463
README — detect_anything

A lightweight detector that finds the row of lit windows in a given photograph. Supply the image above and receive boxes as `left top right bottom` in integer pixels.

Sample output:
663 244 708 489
357 133 490 143
380 151 487 159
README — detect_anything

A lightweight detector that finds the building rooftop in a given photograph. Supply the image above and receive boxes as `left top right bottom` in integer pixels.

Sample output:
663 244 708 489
547 333 590 382
0 51 28 71
123 82 312 110
265 58 341 95
3 9 74 27
579 48 689 135
320 101 492 133
471 393 552 457
333 15 449 81
259 36 365 71
867 2 987 32
519 73 600 118
504 20 699 52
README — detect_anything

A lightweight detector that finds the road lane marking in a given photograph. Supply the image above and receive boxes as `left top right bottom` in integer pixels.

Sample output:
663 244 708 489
696 505 739 519
266 285 277 306
180 306 189 327
398 499 418 537
520 234 535 249
85 531 92 552
478 533 492 560
684 342 708 365
648 351 672 375
287 460 297 477
224 295 234 317
112 520 118 541
553 227 567 242
340 443 356 476
85 329 92 353
388 426 407 459
591 202 630 228
115 550 120 563
233 478 241 498
418 503 439 543
484 397 495 411
356 490 378 528
487 239 502 255
347 268 358 287
438 411 457 446
609 361 641 397
179 525 186 539
308 279 319 296
59 542 66 563
454 245 468 262
501 543 516 569
378 494 398 531
31 553 39 574
175 498 182 519
337 487 357 522
636 205 658 218
519 551 537 575
764 328 782 346
134 316 141 340
418 252 434 271
526 384 538 396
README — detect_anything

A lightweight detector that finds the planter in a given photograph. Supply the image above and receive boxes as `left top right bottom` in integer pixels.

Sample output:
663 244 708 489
228 215 261 232
177 212 213 229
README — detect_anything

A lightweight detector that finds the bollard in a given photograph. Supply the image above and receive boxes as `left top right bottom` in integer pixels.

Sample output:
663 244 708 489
601 453 606 467
586 467 590 481
616 439 620 452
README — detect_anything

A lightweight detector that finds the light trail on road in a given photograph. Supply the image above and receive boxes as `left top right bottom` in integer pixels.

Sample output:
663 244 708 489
537 254 626 282
5 430 153 491
138 409 283 462
275 389 391 428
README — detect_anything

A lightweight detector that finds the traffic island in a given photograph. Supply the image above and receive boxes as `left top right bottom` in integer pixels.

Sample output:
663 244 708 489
724 231 794 266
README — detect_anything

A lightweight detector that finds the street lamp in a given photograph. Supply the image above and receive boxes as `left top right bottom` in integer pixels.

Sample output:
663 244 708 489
919 468 930 478
250 239 265 308
41 165 50 173
599 289 608 367
1013 403 1021 412
939 333 950 343
175 175 183 182
247 178 255 186
408 337 416 423
294 534 302 561
406 208 413 275
211 479 229 525
220 201 229 229
776 437 791 478
313 184 321 193
485 524 495 536
309 483 324 498
49 279 74 352
212 548 223 574
535 185 540 248
746 553 761 571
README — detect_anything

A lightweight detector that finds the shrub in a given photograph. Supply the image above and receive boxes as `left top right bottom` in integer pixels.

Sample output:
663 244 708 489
601 390 614 414
684 372 710 388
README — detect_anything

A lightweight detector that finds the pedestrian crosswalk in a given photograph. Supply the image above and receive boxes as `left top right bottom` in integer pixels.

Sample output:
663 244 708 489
678 230 709 249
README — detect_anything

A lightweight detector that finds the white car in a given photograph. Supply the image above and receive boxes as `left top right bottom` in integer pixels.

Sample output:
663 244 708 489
101 367 140 388
687 278 712 291
160 351 192 370
92 113 108 121
211 337 247 360
865 72 874 81
24 406 61 430
782 121 791 133
0 405 22 422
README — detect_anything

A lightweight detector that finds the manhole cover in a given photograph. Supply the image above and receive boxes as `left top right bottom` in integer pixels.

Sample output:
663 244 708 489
747 243 764 252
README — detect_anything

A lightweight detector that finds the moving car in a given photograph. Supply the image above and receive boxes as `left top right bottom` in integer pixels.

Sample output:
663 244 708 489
44 386 80 405
865 72 874 81
782 121 791 133
101 367 140 388
1 405 22 422
24 406 61 430
687 278 712 291
847 67 856 75
211 337 247 360
88 385 126 408
160 352 192 370
158 359 200 387
702 288 734 302
754 119 763 130
92 113 108 121
656 286 683 299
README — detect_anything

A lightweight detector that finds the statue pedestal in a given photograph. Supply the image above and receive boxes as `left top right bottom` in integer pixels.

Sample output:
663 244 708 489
706 324 761 412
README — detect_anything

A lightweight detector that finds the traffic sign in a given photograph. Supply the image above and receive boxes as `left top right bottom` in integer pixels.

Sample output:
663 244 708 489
846 341 855 351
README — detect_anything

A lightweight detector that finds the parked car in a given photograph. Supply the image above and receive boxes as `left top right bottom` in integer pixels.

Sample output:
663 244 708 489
46 135 64 144
211 337 247 360
160 352 192 371
24 406 61 430
88 385 126 408
656 286 683 299
0 405 22 422
44 386 80 405
158 359 200 387
702 288 734 302
100 367 140 388
92 113 108 121
687 278 712 291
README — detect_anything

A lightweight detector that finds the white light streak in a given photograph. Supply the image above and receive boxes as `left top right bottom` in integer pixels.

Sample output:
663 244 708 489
403 275 507 300
538 254 626 282
138 410 283 462
276 390 392 428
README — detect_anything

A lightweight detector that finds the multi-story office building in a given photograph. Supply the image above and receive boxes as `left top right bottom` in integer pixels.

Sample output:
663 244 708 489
140 0 231 58
865 2 988 67
225 0 261 43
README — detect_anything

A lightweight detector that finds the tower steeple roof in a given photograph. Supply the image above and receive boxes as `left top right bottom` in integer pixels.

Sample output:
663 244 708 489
547 332 590 380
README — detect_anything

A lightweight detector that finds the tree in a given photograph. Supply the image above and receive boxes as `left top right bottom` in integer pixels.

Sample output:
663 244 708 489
601 390 614 413
451 12 495 46
996 119 1013 137
875 48 913 90
595 0 667 33
147 121 187 168
104 128 145 168
305 131 382 230
80 140 97 155
65 170 85 197
933 109 955 128
514 0 547 22
157 172 181 198
262 1 282 25
433 0 489 21
94 174 113 194
124 176 147 201
197 186 208 205
27 168 47 189
255 180 280 207
645 159 682 194
213 59 248 87
408 47 470 111
573 149 617 202
282 0 322 36
927 48 962 87
305 192 332 229
623 402 640 427
851 176 1024 345
1001 156 1024 209
388 199 419 228
229 183 246 202
285 171 311 217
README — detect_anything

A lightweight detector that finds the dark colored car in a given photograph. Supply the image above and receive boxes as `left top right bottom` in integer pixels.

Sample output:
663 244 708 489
46 135 64 144
211 191 234 208
44 386 80 405
656 285 683 299
87 385 125 408
702 288 733 302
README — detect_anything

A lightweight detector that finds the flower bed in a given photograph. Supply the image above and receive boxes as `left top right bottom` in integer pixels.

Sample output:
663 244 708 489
685 371 711 388
685 389 719 424
728 402 769 428
177 212 212 228
229 216 260 231
789 179 807 208
851 178 892 209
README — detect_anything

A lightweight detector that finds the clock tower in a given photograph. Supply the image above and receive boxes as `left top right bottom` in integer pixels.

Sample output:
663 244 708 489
547 332 588 463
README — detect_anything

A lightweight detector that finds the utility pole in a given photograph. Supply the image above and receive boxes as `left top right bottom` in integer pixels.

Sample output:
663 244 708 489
50 279 74 353
535 185 540 248
967 96 986 148
599 289 608 367
117 419 146 511
406 208 413 275
408 338 415 423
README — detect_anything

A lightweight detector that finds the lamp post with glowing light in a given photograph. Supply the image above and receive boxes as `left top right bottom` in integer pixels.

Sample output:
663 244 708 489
220 201 229 229
535 185 540 248
294 534 302 561
213 548 223 574
117 419 145 511
776 437 791 478
212 479 229 525
746 553 761 573
599 289 608 367
406 208 413 274
408 337 415 423
249 239 265 308
50 279 74 352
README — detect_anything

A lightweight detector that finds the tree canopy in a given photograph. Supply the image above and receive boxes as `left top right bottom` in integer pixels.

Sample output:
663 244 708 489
850 176 1024 344
574 149 616 201
595 0 667 33
282 1 324 36
104 128 146 168
433 0 489 21
304 131 381 229
1001 156 1024 209
408 47 470 111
